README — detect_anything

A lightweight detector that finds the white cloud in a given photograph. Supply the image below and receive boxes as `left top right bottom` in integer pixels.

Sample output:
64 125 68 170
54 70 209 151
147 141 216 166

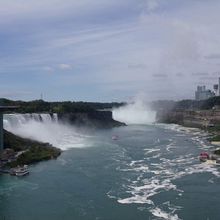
58 64 72 70
1 0 220 101
0 0 137 26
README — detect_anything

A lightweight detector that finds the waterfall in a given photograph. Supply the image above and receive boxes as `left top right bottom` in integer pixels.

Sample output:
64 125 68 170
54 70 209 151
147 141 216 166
4 113 57 127
112 100 156 125
3 113 88 150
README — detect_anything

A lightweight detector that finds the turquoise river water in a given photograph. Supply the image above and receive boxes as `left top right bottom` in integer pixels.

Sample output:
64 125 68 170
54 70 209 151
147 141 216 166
1 123 220 220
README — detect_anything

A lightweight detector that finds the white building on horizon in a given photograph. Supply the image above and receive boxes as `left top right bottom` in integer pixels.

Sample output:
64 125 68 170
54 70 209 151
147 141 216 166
195 85 215 101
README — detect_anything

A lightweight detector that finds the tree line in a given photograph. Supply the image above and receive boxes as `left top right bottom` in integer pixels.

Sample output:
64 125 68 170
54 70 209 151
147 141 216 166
0 98 125 113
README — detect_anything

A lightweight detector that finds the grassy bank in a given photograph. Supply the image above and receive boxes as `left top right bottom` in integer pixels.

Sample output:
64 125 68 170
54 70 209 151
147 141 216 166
3 130 61 167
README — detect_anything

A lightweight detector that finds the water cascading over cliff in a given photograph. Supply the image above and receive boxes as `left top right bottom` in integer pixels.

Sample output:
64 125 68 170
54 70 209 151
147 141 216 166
3 114 88 150
112 100 156 125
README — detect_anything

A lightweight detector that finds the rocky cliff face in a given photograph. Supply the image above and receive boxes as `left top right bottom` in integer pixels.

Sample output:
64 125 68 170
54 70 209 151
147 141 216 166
156 109 220 128
58 110 126 128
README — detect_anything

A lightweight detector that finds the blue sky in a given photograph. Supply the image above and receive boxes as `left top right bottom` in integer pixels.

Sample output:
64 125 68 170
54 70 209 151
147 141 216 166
1 0 220 102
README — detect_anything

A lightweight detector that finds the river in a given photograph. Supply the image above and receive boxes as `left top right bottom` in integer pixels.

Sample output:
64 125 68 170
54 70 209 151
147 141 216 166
0 122 220 220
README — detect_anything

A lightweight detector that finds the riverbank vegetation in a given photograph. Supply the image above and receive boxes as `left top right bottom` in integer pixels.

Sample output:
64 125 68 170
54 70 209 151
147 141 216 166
3 130 61 167
0 98 125 113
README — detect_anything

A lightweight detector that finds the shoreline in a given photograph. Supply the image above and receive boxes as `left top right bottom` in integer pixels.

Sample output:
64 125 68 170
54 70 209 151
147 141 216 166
211 141 220 146
0 130 62 170
158 122 220 155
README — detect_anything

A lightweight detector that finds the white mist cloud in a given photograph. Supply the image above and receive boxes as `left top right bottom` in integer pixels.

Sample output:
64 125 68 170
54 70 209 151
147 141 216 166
4 114 88 150
112 99 156 125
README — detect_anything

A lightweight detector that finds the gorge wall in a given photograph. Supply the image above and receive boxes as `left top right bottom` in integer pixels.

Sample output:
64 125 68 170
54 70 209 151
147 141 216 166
58 110 125 128
156 109 220 129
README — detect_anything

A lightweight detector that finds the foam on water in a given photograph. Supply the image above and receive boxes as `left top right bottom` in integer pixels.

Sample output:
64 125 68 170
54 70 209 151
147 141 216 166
108 124 220 219
156 123 204 136
150 206 181 220
144 148 160 154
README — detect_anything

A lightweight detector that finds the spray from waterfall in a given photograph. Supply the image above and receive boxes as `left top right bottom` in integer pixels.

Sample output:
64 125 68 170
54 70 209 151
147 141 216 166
3 114 89 150
112 99 156 125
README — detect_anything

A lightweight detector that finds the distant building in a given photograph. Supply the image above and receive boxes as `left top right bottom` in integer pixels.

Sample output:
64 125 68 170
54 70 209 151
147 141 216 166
195 85 215 101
